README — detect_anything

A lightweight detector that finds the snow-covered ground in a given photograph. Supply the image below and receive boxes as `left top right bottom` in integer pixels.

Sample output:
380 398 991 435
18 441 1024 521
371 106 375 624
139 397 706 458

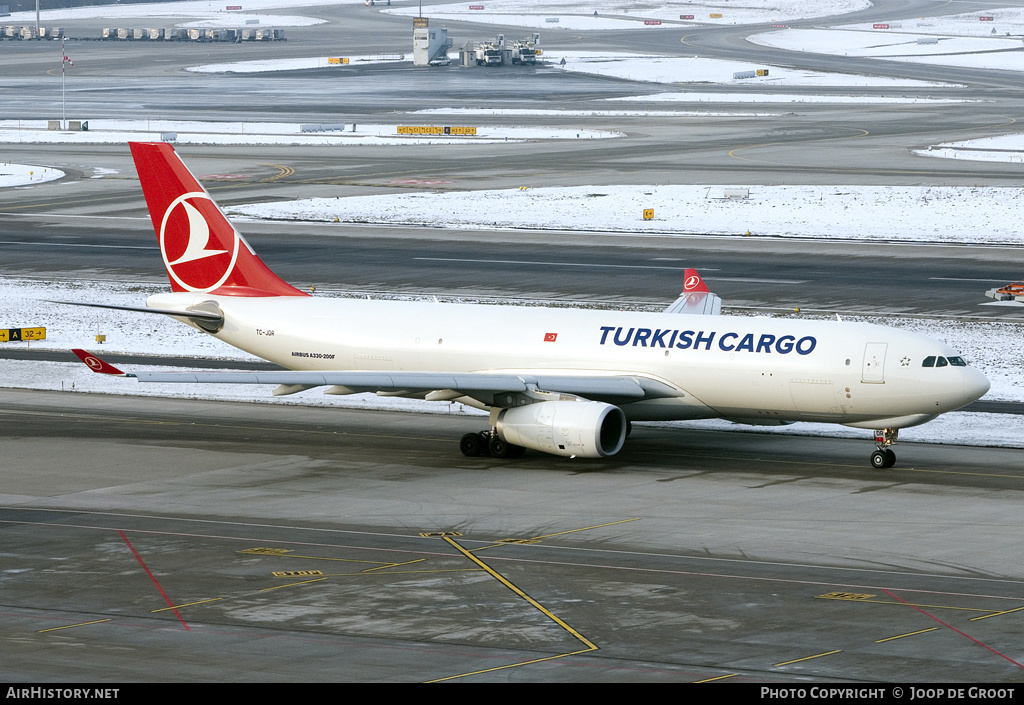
0 119 617 146
382 0 872 29
545 51 953 87
3 276 1021 450
837 6 1024 38
0 163 65 188
186 55 408 74
612 93 970 105
175 14 323 28
750 7 1024 73
228 184 1024 246
751 29 1024 59
183 50 955 88
415 107 782 117
915 134 1024 165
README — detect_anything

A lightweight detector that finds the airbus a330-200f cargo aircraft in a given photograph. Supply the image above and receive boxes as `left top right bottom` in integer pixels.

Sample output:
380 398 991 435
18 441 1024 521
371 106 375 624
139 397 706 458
70 142 990 468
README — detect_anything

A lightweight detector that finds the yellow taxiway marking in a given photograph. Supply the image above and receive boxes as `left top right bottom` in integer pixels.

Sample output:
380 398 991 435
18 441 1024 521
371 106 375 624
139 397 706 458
817 594 994 613
38 619 112 632
427 648 596 682
361 559 425 573
274 568 480 578
876 628 940 643
442 536 596 649
694 673 739 683
239 549 395 566
259 577 328 591
152 598 223 613
482 518 641 551
515 518 640 543
728 130 869 164
261 164 294 181
426 535 597 682
355 568 482 576
971 605 1024 621
775 650 842 667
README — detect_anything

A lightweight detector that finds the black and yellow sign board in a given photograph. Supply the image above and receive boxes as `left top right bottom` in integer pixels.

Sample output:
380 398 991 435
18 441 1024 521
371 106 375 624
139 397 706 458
1 327 45 342
643 209 654 220
756 69 769 76
818 592 875 601
413 16 428 28
239 547 293 555
328 57 349 65
397 126 477 136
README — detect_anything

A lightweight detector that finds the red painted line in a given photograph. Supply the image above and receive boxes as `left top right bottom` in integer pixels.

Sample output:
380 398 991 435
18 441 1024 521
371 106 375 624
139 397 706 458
118 530 190 631
880 589 1022 669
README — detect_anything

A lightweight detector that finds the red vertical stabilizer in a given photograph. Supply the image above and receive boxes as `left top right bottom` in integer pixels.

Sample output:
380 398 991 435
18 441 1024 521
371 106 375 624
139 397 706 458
129 141 308 297
682 268 710 293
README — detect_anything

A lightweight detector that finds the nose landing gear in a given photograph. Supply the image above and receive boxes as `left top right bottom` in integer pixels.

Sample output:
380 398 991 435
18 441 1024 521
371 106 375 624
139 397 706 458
870 428 899 468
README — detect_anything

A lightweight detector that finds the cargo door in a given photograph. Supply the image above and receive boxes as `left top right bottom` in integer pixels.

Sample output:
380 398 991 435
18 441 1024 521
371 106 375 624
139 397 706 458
862 343 887 384
790 379 837 417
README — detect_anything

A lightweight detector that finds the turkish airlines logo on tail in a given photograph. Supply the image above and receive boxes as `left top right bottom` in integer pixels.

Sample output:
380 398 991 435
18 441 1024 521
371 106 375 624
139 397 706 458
683 274 702 291
159 192 239 292
82 355 104 371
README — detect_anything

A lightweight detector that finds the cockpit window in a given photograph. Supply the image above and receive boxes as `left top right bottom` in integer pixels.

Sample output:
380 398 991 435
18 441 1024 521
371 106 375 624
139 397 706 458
922 355 967 368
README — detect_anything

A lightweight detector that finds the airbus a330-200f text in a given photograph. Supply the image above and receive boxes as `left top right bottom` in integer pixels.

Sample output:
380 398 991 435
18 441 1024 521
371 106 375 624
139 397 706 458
69 142 990 468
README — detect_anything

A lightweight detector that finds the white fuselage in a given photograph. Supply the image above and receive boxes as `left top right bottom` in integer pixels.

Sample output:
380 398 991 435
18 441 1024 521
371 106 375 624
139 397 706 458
149 292 989 428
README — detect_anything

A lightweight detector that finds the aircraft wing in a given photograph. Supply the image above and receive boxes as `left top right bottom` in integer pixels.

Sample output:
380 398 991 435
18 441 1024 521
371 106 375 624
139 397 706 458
71 349 679 406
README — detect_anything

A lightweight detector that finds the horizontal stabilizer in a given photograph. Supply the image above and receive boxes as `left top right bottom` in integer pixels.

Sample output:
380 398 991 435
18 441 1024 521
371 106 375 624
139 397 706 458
52 300 224 329
71 348 125 375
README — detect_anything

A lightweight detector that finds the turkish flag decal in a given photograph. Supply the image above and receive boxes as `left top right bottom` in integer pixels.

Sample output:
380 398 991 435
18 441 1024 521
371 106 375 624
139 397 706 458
544 332 558 342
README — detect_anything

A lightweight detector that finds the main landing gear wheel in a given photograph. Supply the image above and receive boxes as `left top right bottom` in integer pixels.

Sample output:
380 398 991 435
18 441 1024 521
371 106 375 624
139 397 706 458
460 432 486 457
460 431 526 458
489 435 513 458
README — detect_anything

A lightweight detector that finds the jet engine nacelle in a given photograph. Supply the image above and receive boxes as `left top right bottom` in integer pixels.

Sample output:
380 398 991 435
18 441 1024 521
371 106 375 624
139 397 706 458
496 400 627 458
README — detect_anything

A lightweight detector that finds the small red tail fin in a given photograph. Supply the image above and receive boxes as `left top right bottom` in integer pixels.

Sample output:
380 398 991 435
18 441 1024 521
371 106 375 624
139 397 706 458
129 142 307 297
72 348 125 375
682 268 710 293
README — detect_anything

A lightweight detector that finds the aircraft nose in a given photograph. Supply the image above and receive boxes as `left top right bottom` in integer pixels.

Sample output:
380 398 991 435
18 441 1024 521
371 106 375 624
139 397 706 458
963 367 990 403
